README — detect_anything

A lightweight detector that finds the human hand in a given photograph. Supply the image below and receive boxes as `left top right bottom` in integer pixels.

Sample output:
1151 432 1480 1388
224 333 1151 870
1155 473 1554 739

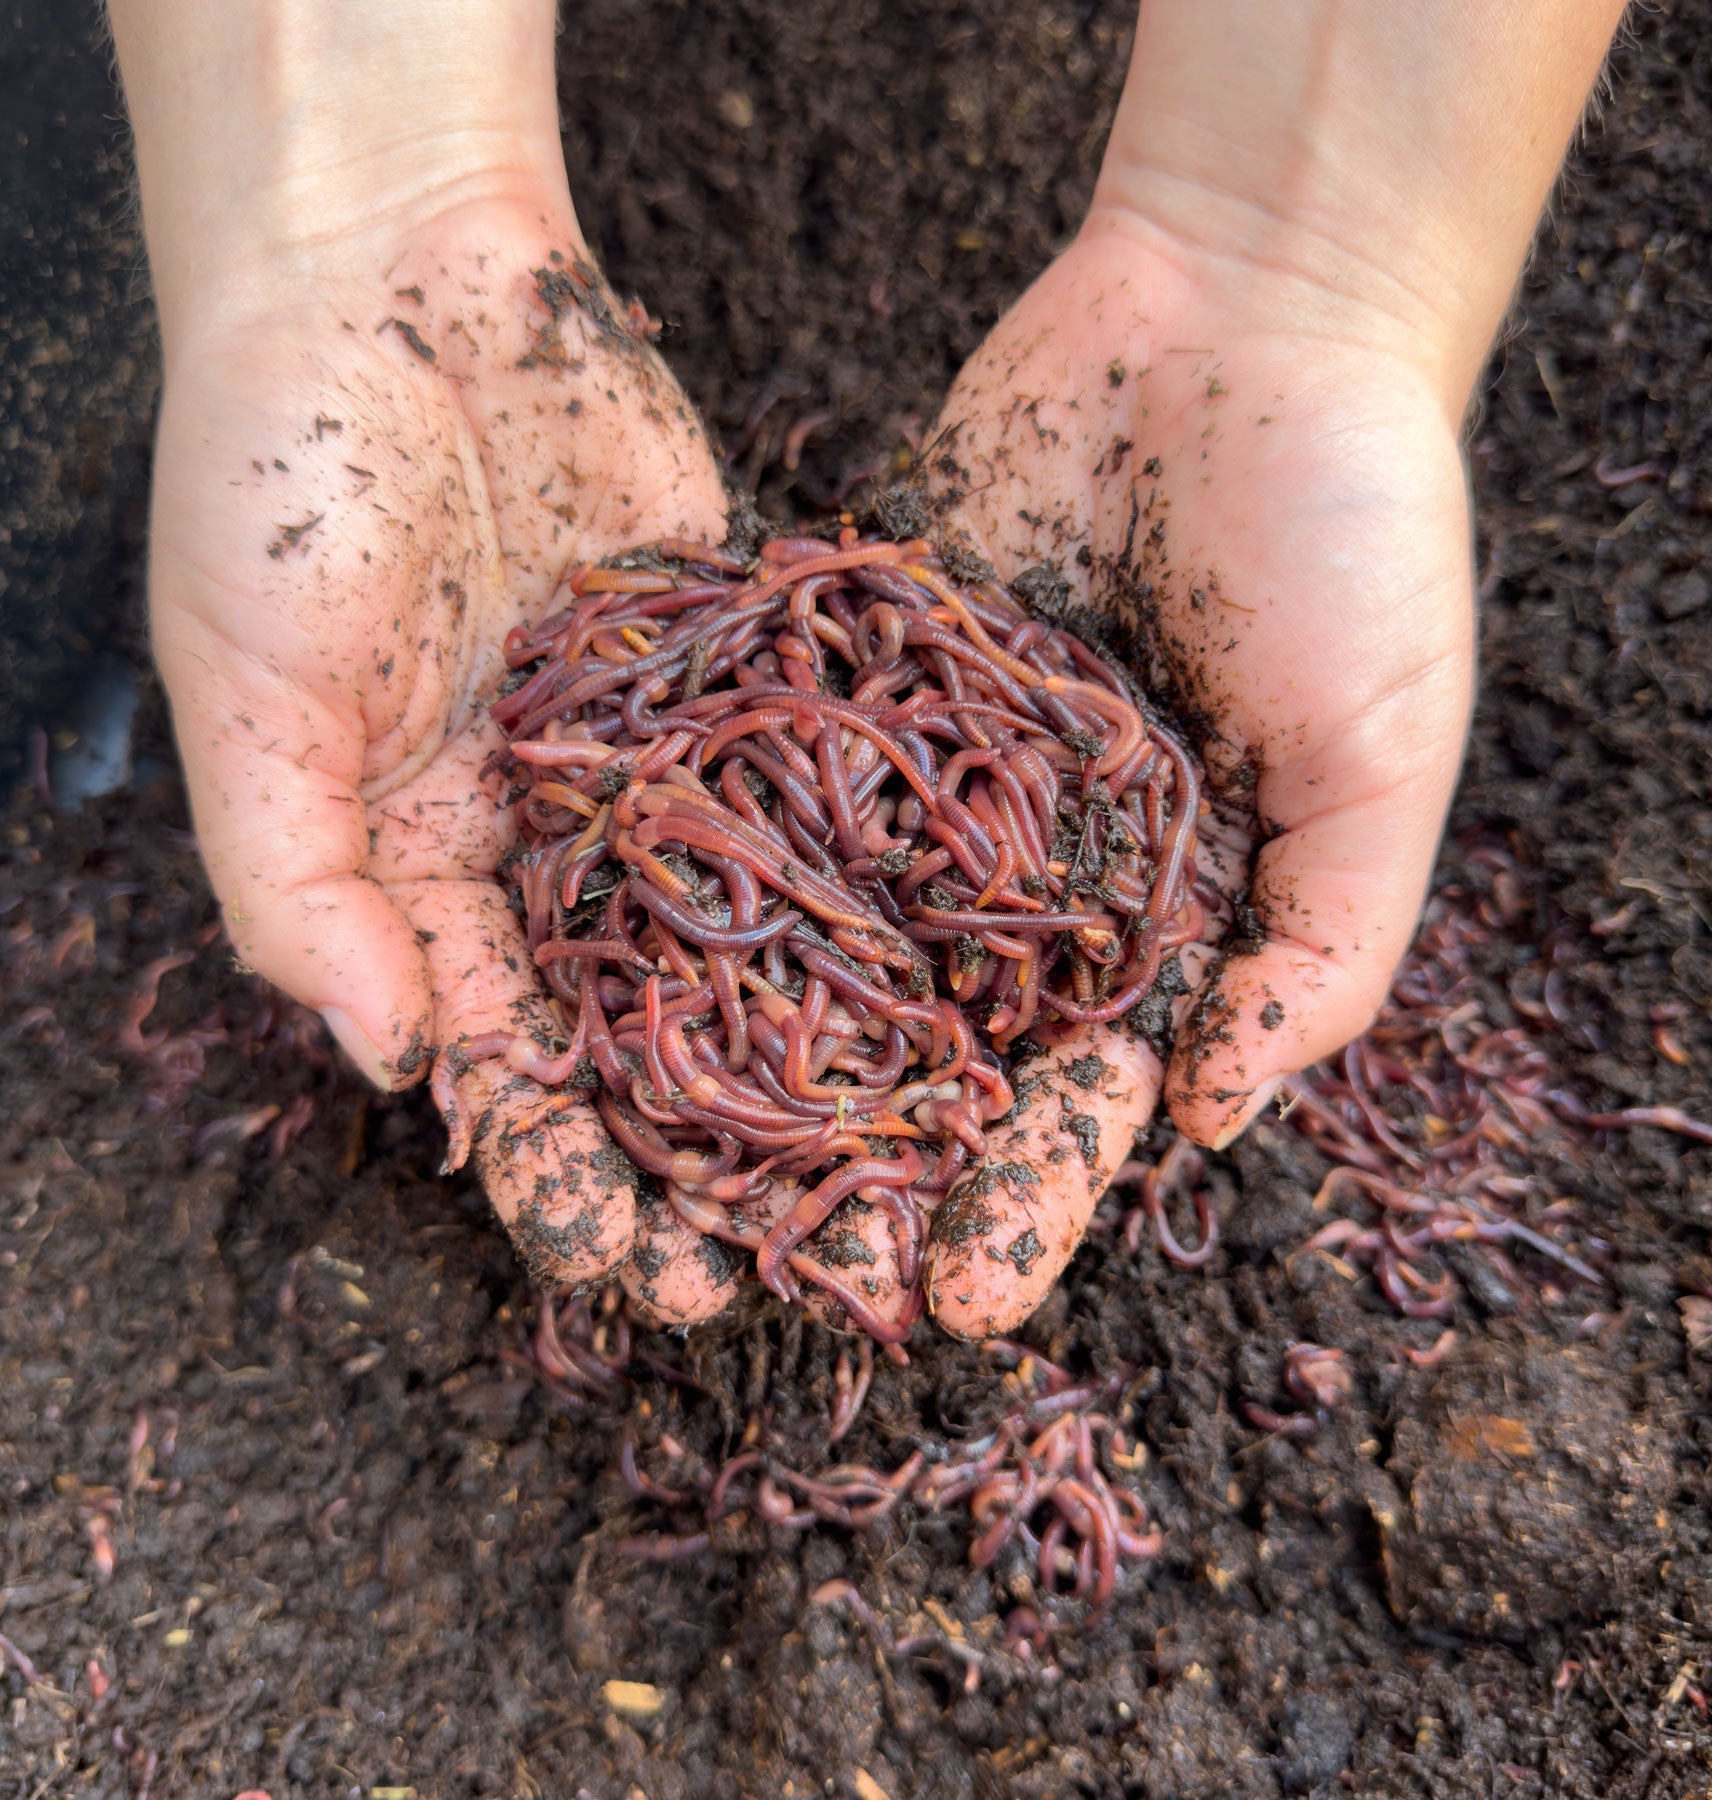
117 2 731 1288
908 0 1632 1337
915 213 1474 1334
156 206 737 1287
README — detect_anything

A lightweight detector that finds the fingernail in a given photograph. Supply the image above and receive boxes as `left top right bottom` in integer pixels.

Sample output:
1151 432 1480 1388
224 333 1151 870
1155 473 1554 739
320 1006 395 1091
1210 1075 1283 1152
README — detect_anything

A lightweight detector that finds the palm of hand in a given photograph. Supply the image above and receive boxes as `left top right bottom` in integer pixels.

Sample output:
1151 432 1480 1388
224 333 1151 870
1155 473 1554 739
913 219 1473 1321
149 193 727 1285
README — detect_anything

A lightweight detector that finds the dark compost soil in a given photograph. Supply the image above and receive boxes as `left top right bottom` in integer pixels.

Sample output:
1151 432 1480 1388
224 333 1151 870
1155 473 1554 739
4 2 1712 1795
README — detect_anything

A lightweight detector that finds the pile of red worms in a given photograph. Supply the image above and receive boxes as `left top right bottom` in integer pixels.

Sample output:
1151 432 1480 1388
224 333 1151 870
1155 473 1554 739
510 1292 1162 1634
619 1356 1158 1617
1278 845 1710 1321
460 529 1208 1334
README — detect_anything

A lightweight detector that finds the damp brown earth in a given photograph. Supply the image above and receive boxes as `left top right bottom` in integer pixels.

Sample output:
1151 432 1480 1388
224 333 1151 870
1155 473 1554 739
3 3 1711 1796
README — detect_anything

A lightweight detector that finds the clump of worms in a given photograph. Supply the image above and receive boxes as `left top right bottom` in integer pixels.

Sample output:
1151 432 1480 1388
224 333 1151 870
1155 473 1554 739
449 530 1210 1337
1279 843 1710 1321
1240 1341 1355 1439
509 1291 1162 1638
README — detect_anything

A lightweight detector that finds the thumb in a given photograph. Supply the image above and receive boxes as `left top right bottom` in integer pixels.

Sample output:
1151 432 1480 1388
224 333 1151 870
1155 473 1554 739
156 608 433 1088
1166 696 1467 1149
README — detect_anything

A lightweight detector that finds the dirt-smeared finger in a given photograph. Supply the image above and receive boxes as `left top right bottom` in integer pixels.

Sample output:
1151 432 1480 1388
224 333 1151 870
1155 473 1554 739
625 1175 922 1341
927 1026 1162 1339
782 1182 923 1341
393 877 636 1288
621 1186 746 1327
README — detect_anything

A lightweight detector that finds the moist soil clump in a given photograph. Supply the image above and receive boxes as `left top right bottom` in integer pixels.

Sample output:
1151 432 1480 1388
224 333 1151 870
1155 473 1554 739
4 3 1712 1796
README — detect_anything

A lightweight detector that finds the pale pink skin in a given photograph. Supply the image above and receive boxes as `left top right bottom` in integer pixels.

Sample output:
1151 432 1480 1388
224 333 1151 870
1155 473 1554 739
142 193 1467 1335
935 221 1480 1140
912 218 1475 1333
131 0 1625 1336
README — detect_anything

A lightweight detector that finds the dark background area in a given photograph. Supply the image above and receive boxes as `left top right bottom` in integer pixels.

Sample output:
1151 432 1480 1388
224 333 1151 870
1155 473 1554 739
0 0 156 769
3 2 1711 1796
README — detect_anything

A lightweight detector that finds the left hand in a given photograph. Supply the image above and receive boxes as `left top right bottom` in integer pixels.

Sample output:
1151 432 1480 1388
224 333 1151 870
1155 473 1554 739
915 208 1474 1336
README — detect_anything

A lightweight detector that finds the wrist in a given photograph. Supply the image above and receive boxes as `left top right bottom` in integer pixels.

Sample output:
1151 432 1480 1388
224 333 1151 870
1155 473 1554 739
110 0 570 351
1096 0 1628 409
1075 194 1478 425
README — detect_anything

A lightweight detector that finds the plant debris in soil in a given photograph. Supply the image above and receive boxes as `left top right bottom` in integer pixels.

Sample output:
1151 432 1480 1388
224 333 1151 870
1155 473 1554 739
4 2 1712 1797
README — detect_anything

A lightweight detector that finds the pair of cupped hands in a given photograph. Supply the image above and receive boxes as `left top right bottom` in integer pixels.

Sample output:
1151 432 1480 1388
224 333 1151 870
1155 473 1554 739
149 154 1473 1337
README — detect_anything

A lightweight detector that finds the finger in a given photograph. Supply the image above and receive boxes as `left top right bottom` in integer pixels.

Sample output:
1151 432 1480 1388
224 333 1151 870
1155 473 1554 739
621 1187 745 1327
786 1185 922 1340
927 1027 1161 1339
625 1179 922 1339
156 611 433 1089
395 877 635 1287
394 212 728 615
1167 716 1465 1150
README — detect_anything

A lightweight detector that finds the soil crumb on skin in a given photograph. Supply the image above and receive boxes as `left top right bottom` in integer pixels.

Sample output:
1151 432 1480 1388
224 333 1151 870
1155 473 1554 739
2 3 1710 1796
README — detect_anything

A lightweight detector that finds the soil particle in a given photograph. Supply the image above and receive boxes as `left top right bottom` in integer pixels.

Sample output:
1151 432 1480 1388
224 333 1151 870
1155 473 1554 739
869 481 935 542
814 1227 878 1270
1065 1052 1111 1090
385 317 436 364
1379 1343 1677 1639
1127 949 1190 1059
719 487 768 561
693 1230 746 1287
1005 1227 1045 1275
1061 1109 1101 1169
930 1182 1001 1252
